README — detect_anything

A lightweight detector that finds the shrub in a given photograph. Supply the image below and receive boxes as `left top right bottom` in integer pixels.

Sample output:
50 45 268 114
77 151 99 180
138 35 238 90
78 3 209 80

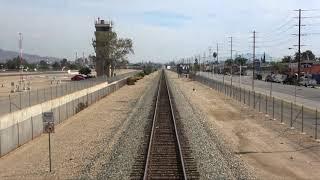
79 67 91 75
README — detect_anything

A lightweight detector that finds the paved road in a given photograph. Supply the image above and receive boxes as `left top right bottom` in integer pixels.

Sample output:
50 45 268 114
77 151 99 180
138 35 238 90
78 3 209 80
195 73 320 140
199 72 320 110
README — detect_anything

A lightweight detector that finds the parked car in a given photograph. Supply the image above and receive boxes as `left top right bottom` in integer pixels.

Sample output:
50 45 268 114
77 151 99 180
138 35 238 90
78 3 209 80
265 74 287 83
283 75 296 85
84 75 95 79
71 74 86 81
299 75 317 87
265 74 274 82
273 74 287 83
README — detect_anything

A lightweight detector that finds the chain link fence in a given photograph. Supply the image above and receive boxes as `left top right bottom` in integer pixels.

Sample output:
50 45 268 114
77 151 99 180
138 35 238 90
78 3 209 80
0 71 138 116
194 74 320 141
0 72 137 156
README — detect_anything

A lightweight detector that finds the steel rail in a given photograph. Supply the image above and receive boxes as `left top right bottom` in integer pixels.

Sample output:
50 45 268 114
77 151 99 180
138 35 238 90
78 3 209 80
143 71 162 180
165 72 188 180
143 70 187 180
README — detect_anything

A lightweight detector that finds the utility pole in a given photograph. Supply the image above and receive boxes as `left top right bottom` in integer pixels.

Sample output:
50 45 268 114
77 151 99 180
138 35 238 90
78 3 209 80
203 52 206 73
298 9 301 82
293 9 305 85
216 43 219 63
199 54 201 75
252 30 256 91
209 47 213 76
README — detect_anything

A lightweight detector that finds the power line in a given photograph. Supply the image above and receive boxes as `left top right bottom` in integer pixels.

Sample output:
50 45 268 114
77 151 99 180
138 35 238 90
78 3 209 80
261 12 295 36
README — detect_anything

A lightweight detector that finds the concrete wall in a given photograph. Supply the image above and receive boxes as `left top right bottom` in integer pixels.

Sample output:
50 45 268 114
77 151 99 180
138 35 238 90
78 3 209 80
0 78 128 156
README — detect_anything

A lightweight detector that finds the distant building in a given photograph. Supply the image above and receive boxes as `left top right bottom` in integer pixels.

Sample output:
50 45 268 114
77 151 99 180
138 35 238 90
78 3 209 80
301 61 320 74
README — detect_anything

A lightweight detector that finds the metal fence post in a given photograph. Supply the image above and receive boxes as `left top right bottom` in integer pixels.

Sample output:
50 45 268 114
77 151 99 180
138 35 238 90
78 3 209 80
248 91 251 107
265 94 268 114
36 89 39 104
233 86 235 99
254 91 256 109
272 97 275 120
29 90 31 107
281 100 284 124
244 89 246 105
316 109 318 140
259 93 261 112
240 87 242 103
301 105 304 133
290 102 293 128
9 94 12 113
19 93 22 109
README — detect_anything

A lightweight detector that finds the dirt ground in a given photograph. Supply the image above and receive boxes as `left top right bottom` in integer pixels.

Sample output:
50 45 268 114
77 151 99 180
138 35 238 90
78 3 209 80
0 69 135 98
0 71 157 179
168 71 320 180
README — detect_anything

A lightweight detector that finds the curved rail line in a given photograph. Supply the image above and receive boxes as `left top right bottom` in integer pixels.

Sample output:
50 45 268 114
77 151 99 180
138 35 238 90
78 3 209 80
143 71 188 180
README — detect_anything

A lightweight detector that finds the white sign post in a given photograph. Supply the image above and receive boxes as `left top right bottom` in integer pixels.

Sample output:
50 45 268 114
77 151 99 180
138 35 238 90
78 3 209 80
42 112 54 172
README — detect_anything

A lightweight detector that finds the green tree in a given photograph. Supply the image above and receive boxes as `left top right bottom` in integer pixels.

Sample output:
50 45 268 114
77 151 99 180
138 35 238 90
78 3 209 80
294 50 316 62
5 56 28 70
110 38 133 76
39 60 49 70
27 63 37 71
68 63 80 70
225 59 233 66
79 67 91 75
282 56 292 63
60 58 68 67
52 61 61 70
271 62 288 74
234 56 248 66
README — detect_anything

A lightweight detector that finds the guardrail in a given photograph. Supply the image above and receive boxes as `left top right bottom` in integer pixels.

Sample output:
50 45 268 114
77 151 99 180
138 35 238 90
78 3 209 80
193 74 320 141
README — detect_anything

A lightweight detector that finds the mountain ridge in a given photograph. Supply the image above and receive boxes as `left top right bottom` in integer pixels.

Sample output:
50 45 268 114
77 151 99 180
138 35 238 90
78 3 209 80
0 48 61 63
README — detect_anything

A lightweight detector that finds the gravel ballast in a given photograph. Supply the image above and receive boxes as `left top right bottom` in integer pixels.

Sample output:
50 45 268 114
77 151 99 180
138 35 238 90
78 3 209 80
95 72 160 179
167 71 256 180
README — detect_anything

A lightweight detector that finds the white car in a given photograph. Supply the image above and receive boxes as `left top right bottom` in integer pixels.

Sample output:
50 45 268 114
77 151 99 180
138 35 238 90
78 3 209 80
299 75 317 87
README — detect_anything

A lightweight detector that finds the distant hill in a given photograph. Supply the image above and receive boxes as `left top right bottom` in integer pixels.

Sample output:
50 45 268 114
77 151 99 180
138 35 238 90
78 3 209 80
0 49 61 63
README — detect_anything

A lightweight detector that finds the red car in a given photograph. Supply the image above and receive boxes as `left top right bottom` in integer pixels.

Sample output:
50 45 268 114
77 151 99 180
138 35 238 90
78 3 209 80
71 74 86 81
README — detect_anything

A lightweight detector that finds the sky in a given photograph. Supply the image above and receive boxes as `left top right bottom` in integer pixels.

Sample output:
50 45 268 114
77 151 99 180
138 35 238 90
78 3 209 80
1 0 320 63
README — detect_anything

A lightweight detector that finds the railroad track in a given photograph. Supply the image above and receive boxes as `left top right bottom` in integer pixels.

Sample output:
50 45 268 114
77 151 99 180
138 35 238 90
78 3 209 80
131 71 199 180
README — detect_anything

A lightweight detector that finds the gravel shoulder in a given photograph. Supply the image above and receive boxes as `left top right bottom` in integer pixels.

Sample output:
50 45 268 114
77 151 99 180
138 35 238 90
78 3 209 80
0 71 159 179
96 72 160 179
168 70 320 180
167 71 255 180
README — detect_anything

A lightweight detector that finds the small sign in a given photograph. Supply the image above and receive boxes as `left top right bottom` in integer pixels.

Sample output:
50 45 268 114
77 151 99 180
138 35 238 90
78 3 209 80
43 112 54 133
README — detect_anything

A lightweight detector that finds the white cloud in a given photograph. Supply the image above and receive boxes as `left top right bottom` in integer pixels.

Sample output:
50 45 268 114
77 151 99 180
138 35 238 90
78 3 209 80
1 0 320 62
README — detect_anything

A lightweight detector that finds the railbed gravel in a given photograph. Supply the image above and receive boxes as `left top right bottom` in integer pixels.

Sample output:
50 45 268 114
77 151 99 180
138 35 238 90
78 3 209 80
94 72 160 179
167 72 256 180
